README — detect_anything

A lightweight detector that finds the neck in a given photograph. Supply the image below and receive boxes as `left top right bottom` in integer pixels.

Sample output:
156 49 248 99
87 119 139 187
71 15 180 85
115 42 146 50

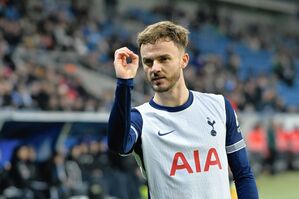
153 80 189 107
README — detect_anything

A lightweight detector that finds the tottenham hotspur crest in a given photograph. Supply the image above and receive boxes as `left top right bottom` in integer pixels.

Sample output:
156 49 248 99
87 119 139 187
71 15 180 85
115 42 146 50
207 117 217 136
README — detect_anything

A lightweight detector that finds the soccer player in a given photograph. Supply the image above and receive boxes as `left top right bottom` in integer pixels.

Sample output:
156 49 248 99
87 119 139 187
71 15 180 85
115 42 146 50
108 21 259 199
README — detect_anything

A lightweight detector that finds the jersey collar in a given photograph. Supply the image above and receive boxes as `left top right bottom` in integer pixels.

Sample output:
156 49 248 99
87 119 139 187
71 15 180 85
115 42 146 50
149 91 193 112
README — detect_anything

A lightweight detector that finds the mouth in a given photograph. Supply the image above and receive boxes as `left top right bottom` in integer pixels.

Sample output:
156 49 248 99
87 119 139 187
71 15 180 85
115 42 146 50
151 76 165 82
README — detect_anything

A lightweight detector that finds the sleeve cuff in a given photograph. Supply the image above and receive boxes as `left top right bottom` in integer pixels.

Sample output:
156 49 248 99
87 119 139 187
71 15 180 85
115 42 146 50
117 78 134 87
226 139 246 154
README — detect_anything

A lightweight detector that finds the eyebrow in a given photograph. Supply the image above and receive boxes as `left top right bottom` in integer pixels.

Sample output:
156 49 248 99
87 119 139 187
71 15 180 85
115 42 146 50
142 54 171 61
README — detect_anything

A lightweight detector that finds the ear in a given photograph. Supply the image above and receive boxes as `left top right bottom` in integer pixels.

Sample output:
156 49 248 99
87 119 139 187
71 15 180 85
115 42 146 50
181 52 189 69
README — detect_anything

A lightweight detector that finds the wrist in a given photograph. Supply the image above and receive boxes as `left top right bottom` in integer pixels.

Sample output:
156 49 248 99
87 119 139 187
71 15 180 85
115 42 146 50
117 78 134 87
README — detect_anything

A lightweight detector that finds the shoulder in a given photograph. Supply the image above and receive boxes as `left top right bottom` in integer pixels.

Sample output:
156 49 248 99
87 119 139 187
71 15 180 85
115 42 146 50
191 90 225 108
134 101 152 113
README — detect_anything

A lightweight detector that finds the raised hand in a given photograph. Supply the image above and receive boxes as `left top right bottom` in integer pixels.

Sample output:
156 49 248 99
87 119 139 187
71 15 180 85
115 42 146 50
113 47 139 79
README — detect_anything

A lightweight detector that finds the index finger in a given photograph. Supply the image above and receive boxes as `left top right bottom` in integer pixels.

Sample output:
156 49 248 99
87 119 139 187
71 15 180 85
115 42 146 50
114 47 134 56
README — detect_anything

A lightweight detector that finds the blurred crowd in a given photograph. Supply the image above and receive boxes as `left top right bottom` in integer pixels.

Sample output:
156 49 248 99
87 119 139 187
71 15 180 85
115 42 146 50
0 0 115 111
0 140 144 199
0 0 298 112
246 121 299 176
0 61 104 111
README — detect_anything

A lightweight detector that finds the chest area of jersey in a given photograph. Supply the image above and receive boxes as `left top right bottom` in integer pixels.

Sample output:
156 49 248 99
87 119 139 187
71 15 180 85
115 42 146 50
140 109 227 176
141 109 226 149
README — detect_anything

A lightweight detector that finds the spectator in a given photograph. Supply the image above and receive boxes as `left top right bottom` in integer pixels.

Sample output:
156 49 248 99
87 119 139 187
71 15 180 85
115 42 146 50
266 120 278 175
44 151 70 199
65 144 88 197
246 122 267 175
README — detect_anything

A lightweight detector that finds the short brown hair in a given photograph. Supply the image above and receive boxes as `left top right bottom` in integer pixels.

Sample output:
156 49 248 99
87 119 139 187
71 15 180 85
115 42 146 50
137 21 189 50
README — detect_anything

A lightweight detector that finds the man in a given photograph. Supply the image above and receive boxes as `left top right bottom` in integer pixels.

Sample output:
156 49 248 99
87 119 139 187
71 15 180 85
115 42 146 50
108 21 259 199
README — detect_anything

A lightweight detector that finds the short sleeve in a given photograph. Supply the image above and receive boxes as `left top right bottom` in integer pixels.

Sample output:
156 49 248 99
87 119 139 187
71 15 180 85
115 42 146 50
225 98 246 154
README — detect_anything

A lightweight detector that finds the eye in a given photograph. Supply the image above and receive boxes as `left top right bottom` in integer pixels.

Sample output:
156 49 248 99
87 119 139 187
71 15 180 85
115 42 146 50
143 58 153 67
159 56 170 62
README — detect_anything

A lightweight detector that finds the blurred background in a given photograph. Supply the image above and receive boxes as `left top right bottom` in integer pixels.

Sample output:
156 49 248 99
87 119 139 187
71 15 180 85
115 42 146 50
0 0 298 198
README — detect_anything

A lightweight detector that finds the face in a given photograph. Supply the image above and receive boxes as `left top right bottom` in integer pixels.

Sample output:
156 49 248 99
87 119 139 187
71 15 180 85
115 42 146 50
140 40 189 93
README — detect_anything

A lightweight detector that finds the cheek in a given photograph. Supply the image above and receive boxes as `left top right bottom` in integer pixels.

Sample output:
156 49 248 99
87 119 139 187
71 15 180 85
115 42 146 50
143 66 148 72
143 67 150 78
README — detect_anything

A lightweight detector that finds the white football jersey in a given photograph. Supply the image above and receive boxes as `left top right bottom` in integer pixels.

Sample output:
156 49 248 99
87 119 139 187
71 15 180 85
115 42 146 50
131 91 245 199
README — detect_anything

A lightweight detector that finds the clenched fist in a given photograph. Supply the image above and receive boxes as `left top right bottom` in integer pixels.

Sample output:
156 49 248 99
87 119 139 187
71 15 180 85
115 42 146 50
114 47 139 79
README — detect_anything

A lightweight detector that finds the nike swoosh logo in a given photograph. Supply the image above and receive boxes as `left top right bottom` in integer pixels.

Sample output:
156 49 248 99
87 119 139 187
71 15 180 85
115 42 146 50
158 130 175 136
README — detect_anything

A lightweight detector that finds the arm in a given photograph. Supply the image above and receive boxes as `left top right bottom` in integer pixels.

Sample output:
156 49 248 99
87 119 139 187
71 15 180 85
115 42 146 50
107 47 140 154
108 79 142 154
225 98 259 199
228 149 258 199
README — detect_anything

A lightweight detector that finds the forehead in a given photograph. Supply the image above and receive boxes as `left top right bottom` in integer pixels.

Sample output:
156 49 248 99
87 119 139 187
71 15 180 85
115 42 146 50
140 40 181 59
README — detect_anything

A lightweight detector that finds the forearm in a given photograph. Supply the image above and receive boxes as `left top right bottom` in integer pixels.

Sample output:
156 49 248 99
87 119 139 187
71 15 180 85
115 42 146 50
108 78 134 153
228 148 259 199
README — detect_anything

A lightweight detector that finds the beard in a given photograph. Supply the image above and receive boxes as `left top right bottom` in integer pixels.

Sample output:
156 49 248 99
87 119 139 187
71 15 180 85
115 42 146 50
148 70 181 93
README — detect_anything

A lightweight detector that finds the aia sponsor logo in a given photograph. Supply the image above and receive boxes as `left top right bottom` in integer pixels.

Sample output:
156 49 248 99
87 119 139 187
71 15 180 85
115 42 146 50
170 148 222 176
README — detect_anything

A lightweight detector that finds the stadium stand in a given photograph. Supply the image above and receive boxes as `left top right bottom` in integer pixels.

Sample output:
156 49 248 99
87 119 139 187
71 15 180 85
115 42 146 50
0 0 299 198
0 0 298 112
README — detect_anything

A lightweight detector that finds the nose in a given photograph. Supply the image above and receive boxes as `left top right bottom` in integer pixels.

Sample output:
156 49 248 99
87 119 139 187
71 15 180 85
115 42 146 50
151 60 162 73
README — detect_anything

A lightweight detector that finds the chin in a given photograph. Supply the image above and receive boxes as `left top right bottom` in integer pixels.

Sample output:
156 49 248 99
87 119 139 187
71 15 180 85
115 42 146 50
152 85 171 93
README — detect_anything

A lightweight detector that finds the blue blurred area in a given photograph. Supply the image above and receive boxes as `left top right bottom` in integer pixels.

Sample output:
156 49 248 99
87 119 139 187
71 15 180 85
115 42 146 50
0 139 20 167
0 121 107 168
0 122 62 167
277 79 299 106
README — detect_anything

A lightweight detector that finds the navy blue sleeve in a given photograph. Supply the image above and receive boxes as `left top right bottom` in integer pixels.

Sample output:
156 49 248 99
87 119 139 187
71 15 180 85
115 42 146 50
125 108 143 153
225 98 243 148
228 149 259 199
107 78 143 154
225 98 259 199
